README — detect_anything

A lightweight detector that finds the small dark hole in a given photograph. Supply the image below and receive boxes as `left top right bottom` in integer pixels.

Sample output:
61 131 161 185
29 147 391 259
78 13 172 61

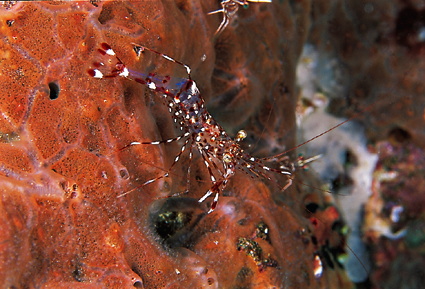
119 168 129 179
237 218 248 226
72 265 84 282
154 211 192 241
331 220 344 232
176 0 188 14
279 83 289 94
133 281 143 288
48 82 60 100
388 127 411 143
331 173 354 191
395 7 425 49
344 149 358 167
207 277 214 285
131 264 143 278
305 202 319 214
6 19 14 27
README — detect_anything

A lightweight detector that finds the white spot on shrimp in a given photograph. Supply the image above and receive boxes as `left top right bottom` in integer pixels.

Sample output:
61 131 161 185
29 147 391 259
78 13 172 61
313 255 323 278
105 48 115 56
198 190 213 203
148 82 156 90
144 179 155 185
92 69 103 79
119 67 129 77
163 55 174 62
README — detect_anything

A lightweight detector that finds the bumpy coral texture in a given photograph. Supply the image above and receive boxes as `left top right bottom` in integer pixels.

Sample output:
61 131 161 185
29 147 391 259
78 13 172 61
0 1 353 288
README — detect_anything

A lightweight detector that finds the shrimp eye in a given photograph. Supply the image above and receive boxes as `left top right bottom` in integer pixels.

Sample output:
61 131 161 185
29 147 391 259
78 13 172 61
223 153 233 163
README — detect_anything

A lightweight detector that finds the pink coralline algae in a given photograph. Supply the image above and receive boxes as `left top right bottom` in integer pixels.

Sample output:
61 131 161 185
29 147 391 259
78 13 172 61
0 1 353 288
